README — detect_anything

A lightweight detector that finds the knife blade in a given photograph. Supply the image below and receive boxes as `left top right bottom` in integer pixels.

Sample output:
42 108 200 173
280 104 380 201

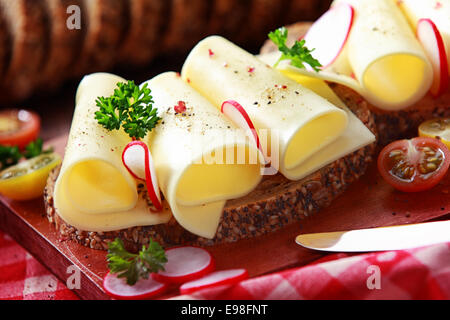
295 220 450 252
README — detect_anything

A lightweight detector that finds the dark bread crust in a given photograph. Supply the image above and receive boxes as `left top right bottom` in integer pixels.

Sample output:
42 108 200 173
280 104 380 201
44 85 376 251
0 6 10 78
234 0 287 46
118 0 168 66
0 0 48 103
162 0 211 52
72 0 126 76
38 0 84 91
207 0 251 40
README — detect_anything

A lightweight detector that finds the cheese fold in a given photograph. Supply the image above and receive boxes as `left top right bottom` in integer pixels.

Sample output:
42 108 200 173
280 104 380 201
181 36 349 181
54 73 171 232
278 72 376 178
144 72 263 239
397 0 450 74
265 0 433 111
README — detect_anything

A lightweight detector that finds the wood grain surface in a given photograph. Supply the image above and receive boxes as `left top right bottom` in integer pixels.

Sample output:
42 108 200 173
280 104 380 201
1 134 448 299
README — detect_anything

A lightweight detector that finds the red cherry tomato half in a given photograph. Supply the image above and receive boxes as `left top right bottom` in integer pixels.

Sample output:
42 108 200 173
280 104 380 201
0 109 41 149
377 137 450 192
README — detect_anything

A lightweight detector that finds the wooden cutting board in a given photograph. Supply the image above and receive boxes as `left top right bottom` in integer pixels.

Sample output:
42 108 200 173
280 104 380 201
0 134 449 300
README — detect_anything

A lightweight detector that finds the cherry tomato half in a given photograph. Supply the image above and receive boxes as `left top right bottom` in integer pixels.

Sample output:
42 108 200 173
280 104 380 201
0 109 41 149
377 137 450 192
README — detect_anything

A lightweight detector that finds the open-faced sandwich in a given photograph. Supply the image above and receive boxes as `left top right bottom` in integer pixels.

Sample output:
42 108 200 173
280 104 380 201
41 0 449 252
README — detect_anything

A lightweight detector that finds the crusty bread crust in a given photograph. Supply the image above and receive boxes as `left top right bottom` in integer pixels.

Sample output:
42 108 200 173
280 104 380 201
162 0 211 52
118 0 168 66
38 0 84 91
44 85 376 251
0 0 47 103
72 0 125 76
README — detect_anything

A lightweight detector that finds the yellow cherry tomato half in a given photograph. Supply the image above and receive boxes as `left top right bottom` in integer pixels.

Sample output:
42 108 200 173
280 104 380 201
418 118 450 149
0 153 61 201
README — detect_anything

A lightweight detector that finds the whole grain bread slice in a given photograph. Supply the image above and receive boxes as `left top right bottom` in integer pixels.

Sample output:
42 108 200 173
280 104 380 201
44 85 376 251
72 0 126 76
118 0 168 66
207 0 251 40
162 0 212 53
0 6 11 79
0 0 48 104
234 0 288 47
37 0 84 91
260 21 450 146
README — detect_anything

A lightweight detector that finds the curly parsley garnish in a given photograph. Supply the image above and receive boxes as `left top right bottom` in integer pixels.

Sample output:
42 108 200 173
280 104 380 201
268 27 322 72
95 81 160 140
107 238 167 286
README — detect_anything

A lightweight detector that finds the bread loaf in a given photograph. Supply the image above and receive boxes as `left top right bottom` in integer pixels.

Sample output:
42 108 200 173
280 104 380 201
0 0 332 104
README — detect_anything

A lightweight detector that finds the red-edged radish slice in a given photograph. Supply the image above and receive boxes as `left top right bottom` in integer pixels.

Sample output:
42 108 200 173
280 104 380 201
221 100 262 153
417 18 449 97
179 268 248 295
303 3 354 68
153 246 215 284
122 141 163 211
103 272 168 300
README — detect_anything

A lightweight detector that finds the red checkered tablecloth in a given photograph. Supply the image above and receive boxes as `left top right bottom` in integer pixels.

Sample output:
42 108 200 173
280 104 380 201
0 229 449 300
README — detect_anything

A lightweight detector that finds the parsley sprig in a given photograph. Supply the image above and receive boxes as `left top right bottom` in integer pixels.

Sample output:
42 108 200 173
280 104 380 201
268 27 322 72
23 138 53 159
107 238 167 286
0 145 21 170
95 81 160 140
0 138 53 171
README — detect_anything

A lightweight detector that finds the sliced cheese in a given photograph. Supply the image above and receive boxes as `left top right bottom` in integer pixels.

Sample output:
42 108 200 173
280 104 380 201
54 73 171 232
264 0 433 111
279 72 375 177
181 36 349 181
397 0 450 74
144 72 263 239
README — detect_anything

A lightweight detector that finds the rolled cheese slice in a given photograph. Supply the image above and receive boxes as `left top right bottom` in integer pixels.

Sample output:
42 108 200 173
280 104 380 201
145 72 263 239
278 72 376 179
397 0 450 74
181 36 349 181
335 0 433 109
54 73 171 232
267 0 433 111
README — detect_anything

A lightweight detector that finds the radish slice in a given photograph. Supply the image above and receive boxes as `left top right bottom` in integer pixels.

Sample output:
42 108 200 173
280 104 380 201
417 18 449 97
153 246 215 284
221 100 262 153
303 3 354 68
122 141 163 211
179 268 248 295
103 272 168 300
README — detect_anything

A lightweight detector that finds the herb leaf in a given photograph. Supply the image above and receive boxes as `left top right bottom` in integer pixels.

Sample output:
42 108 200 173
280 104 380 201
23 138 53 159
107 238 167 285
95 81 161 140
0 138 53 170
0 145 21 170
268 27 322 72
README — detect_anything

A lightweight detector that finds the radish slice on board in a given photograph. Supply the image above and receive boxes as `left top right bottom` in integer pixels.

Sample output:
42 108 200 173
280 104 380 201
122 141 163 211
417 18 449 97
103 272 168 300
221 100 262 153
303 3 354 68
179 269 248 295
153 246 215 284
